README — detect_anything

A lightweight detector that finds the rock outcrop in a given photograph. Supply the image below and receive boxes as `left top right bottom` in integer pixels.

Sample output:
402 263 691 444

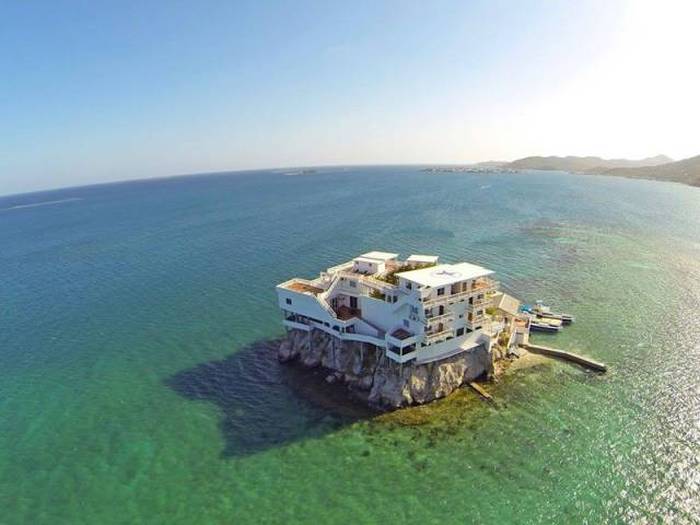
278 328 493 410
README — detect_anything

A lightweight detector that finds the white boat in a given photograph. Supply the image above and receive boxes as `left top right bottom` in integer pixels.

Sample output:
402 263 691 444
528 315 563 333
528 301 574 324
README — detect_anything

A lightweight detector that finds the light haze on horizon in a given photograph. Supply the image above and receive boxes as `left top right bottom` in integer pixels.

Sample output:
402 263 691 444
1 0 698 196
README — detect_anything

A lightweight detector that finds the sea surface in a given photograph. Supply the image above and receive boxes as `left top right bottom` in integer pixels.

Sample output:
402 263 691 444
1 167 699 524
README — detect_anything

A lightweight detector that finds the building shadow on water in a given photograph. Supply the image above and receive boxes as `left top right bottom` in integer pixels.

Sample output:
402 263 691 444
166 338 377 458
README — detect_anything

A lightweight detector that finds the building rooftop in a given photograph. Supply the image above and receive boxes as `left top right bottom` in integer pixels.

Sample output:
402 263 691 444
359 251 399 261
493 292 521 316
406 254 439 264
286 281 324 295
399 262 493 288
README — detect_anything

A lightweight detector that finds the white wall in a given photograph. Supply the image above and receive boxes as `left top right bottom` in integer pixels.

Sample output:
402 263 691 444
358 295 401 332
353 259 386 274
277 288 334 324
415 331 486 364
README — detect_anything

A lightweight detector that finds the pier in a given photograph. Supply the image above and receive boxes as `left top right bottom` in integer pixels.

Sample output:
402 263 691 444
521 343 607 372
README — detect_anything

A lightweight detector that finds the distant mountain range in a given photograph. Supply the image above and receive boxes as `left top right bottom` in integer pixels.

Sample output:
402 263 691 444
475 154 700 187
504 154 672 172
603 155 700 187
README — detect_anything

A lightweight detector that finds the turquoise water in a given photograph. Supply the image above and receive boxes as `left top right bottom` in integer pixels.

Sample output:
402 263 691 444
1 167 699 524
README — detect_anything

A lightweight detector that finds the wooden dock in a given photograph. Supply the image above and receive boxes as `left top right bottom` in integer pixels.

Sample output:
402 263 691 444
521 343 607 372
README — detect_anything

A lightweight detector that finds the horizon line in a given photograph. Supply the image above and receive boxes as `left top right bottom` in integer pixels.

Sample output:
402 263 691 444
0 152 682 199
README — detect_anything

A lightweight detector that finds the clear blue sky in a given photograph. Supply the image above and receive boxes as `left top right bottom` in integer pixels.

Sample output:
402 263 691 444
1 0 697 195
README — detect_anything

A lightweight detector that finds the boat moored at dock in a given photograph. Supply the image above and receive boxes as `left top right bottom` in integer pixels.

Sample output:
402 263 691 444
528 316 563 333
522 301 574 324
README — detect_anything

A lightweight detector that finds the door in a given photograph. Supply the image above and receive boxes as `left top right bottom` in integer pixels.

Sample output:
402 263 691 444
350 296 358 309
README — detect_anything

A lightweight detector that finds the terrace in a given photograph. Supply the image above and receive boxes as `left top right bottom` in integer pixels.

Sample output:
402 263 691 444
333 305 361 321
285 280 324 295
390 328 413 340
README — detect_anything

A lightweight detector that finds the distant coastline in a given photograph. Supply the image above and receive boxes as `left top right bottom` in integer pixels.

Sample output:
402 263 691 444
422 153 700 188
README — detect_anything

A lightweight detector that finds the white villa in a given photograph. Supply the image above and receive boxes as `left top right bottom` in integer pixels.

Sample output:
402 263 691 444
276 251 506 365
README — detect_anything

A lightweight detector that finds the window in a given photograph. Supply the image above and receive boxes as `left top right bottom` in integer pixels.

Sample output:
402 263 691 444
349 280 357 288
403 319 409 328
456 327 465 336
285 298 292 305
437 288 445 296
406 282 412 290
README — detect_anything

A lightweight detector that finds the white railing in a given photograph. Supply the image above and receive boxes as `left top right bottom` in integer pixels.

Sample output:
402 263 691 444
424 312 454 324
278 278 326 295
338 270 398 294
425 328 453 343
325 261 354 275
467 300 489 311
466 316 486 328
385 348 418 364
422 280 498 307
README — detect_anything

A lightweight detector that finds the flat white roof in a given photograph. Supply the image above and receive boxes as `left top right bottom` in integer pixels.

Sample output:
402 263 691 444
359 251 399 261
398 262 493 287
354 256 383 264
406 254 439 264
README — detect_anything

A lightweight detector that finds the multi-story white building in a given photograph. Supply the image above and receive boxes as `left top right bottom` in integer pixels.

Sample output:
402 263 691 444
276 251 501 365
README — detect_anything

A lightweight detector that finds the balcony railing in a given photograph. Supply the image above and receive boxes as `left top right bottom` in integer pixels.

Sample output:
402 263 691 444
424 312 454 324
465 315 486 328
338 270 398 293
424 328 453 343
467 298 490 310
422 280 497 306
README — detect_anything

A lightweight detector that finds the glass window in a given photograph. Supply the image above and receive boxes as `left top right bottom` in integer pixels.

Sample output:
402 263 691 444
285 298 292 305
437 288 445 296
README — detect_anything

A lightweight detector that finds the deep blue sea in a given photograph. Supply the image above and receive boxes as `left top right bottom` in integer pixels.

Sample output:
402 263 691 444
1 166 699 523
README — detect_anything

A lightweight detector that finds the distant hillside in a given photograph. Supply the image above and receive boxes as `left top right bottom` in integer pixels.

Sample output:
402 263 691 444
473 160 507 168
602 155 700 187
505 154 672 172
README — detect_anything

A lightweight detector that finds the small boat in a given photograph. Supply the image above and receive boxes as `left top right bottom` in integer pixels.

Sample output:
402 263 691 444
528 314 563 333
529 320 562 333
523 301 574 324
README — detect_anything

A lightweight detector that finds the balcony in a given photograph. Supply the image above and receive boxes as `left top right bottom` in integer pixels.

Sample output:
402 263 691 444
465 315 486 328
280 278 325 296
424 312 454 325
337 270 398 294
424 328 453 343
333 305 361 321
422 279 497 307
467 297 490 310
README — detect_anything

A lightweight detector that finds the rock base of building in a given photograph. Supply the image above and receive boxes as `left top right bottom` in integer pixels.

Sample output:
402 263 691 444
278 328 494 410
